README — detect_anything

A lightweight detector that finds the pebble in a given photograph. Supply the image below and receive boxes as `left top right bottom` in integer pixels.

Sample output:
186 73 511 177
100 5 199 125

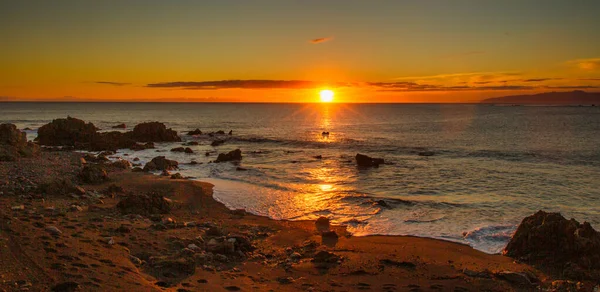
45 226 62 236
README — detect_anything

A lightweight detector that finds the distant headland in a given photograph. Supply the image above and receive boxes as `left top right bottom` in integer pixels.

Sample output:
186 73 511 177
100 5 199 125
480 90 600 105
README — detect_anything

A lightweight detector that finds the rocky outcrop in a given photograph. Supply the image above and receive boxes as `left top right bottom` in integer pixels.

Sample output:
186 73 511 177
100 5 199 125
89 131 136 151
36 117 98 147
215 149 242 163
130 122 181 142
112 123 126 129
143 156 179 171
130 142 154 151
117 192 172 215
503 210 600 280
0 123 40 161
186 129 202 135
80 165 109 184
355 153 384 167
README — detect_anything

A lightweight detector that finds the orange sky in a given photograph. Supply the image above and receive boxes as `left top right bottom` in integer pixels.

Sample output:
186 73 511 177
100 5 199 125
1 1 599 103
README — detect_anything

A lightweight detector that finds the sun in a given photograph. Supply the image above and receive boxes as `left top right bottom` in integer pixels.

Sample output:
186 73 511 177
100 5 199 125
319 89 334 102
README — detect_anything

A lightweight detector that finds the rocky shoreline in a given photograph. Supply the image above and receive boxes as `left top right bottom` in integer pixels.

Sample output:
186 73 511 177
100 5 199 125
1 120 599 291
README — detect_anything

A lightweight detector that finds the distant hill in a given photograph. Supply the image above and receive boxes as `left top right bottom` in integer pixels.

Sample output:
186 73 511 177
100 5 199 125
480 90 600 105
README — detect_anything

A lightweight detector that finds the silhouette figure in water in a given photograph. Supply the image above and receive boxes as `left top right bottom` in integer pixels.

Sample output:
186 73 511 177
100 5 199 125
321 131 330 138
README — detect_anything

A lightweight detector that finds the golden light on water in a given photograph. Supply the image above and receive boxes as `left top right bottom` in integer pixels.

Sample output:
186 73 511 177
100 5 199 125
319 89 334 102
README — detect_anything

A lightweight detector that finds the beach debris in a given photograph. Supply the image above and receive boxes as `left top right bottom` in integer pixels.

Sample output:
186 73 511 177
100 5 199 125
116 192 172 216
315 216 330 232
215 149 242 163
504 210 600 280
355 153 384 167
143 156 179 171
112 123 126 129
80 165 109 184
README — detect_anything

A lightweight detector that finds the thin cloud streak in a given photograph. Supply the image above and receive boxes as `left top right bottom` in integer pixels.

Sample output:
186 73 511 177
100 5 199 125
309 37 333 44
95 81 131 86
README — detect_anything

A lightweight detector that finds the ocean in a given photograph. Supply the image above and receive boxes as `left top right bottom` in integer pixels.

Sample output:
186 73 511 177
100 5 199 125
1 102 599 254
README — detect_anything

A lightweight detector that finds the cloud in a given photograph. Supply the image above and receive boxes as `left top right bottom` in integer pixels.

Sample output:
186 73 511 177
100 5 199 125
96 81 131 86
440 51 485 59
521 78 563 82
147 80 354 90
310 37 332 44
567 58 600 71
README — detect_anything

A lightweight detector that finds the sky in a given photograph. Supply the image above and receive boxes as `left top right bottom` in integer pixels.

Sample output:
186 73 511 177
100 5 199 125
1 0 599 103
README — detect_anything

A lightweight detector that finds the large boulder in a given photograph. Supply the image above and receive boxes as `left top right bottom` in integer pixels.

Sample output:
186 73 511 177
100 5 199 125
129 122 181 142
504 210 600 280
143 156 179 171
215 149 242 163
355 153 384 167
89 131 136 152
0 123 40 161
36 117 98 147
117 192 172 215
80 165 109 184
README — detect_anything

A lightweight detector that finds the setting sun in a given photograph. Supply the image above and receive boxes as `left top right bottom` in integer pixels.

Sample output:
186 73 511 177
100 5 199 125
319 89 334 102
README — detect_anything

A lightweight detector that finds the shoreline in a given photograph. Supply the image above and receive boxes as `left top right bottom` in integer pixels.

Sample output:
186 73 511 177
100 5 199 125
0 150 566 291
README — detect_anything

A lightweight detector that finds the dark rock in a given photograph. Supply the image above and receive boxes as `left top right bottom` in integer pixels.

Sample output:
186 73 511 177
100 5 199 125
36 117 98 147
112 123 126 129
379 259 416 269
228 130 232 135
130 122 181 142
418 151 435 157
184 147 193 154
109 159 132 169
376 200 391 208
356 153 384 167
38 178 76 196
495 271 536 287
143 156 179 171
51 281 80 292
211 140 225 147
313 155 323 159
189 161 198 165
170 173 184 179
315 216 330 232
80 165 109 184
503 210 600 280
171 147 185 152
235 167 247 171
187 129 202 135
132 167 143 172
312 251 341 263
148 256 195 280
215 130 225 135
215 149 242 163
0 123 40 161
184 141 199 146
89 131 136 152
117 192 172 215
161 170 171 176
130 142 155 151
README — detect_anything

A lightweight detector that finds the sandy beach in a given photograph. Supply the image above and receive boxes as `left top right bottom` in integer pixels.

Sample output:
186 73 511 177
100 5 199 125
2 149 596 291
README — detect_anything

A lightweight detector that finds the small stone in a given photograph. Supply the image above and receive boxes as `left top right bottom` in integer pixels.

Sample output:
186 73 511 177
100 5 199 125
290 252 302 260
102 237 115 245
277 277 295 284
46 226 62 236
11 205 25 210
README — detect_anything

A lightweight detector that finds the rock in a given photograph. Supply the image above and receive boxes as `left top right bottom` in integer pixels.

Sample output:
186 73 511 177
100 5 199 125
276 277 295 284
312 251 341 264
504 210 600 280
80 165 109 184
132 167 143 172
315 216 330 232
116 192 172 216
322 230 339 240
38 178 77 196
112 123 126 129
215 130 225 135
46 226 62 236
215 149 242 163
376 200 390 208
130 142 154 151
116 225 131 233
11 205 25 210
171 147 185 152
51 281 80 292
206 226 223 237
148 256 195 279
109 159 132 169
129 255 143 266
228 130 233 135
143 156 179 171
290 252 302 260
187 129 202 135
170 173 184 179
190 161 198 165
36 117 98 147
102 237 115 245
355 153 384 167
211 140 225 147
184 141 199 146
161 169 171 176
235 167 247 171
130 122 181 142
184 147 193 154
74 186 86 195
89 131 136 151
418 151 435 157
495 271 536 287
69 205 83 212
0 123 40 161
313 155 323 159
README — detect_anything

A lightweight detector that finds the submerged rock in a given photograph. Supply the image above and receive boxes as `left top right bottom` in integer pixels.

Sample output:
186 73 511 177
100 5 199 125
215 149 242 163
187 129 202 135
355 153 384 167
503 210 600 280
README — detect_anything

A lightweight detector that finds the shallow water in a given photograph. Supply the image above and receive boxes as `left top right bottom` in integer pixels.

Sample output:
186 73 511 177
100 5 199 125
2 102 599 253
